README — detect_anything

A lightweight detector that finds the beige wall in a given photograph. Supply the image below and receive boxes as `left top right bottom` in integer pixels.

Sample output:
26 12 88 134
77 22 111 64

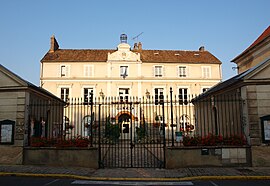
234 39 270 74
41 61 221 99
41 43 221 99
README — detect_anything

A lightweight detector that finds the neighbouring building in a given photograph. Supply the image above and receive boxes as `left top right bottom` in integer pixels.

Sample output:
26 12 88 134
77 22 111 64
0 64 64 165
232 26 270 74
193 25 270 166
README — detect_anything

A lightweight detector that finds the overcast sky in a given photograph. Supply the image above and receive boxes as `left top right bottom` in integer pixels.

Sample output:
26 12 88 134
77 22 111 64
0 0 269 85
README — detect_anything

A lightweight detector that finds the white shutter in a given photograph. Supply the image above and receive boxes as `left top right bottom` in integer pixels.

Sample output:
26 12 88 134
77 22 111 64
90 65 94 77
176 66 179 77
57 65 61 77
66 65 70 77
186 66 189 78
84 65 88 77
162 66 165 77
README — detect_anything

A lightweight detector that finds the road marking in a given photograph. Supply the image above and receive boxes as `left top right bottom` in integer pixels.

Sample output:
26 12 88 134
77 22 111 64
43 179 60 186
210 180 219 186
72 180 194 185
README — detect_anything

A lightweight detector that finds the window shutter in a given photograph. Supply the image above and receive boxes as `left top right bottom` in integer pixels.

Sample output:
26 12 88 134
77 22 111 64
57 65 60 77
90 66 93 77
176 66 179 77
84 65 89 77
186 66 189 78
162 66 165 77
66 65 70 77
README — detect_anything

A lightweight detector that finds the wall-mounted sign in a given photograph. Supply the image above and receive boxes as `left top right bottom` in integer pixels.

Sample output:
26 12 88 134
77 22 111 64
0 120 15 144
261 115 270 143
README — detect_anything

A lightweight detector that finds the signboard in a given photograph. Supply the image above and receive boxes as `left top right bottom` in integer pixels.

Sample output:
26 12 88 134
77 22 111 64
261 115 270 143
0 120 15 144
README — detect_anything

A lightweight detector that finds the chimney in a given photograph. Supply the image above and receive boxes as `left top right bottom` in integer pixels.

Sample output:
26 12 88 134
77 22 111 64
49 35 59 53
199 46 205 52
133 43 138 50
138 42 142 50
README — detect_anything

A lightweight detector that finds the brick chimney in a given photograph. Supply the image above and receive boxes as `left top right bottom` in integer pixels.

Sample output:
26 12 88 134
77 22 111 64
138 42 142 50
199 46 205 52
49 35 59 53
133 43 138 50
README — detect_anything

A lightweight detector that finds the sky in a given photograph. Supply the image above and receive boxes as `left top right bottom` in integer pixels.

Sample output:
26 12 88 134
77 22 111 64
0 0 269 86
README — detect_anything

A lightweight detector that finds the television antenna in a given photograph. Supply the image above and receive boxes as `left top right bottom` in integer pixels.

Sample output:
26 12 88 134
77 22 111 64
132 32 144 41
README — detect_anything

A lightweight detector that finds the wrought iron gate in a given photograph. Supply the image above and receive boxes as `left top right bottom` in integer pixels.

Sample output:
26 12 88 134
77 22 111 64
97 99 166 168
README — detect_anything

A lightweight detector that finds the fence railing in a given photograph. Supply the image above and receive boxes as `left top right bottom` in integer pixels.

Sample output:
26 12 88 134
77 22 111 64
28 91 245 147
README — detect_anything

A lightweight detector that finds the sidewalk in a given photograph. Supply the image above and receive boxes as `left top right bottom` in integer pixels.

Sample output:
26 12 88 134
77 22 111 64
0 165 270 181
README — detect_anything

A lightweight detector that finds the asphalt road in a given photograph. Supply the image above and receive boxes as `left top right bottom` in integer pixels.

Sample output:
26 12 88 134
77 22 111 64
0 176 269 186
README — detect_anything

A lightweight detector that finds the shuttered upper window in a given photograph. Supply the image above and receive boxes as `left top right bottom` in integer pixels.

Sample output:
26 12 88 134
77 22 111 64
60 65 70 77
84 65 93 77
178 66 187 77
154 66 163 77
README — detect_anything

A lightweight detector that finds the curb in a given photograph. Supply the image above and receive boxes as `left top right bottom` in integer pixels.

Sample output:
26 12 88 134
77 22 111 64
1 172 270 181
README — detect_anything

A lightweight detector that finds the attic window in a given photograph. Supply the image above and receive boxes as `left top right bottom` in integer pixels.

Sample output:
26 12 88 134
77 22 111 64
175 53 180 56
194 53 200 56
154 52 159 55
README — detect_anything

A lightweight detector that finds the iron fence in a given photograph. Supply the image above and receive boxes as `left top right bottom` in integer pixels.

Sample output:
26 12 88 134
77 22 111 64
27 91 244 148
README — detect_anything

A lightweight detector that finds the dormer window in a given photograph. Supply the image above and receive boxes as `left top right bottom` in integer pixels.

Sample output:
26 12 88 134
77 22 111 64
120 66 128 78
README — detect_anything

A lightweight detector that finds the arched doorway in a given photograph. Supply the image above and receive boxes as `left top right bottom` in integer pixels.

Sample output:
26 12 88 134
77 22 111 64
118 113 131 139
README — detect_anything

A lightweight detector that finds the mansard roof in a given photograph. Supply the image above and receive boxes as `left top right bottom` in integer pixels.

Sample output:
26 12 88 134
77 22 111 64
41 49 221 64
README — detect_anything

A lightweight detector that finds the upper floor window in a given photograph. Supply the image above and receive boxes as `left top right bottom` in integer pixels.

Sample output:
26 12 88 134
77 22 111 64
154 88 164 105
84 65 93 77
119 88 129 102
60 65 70 77
179 88 188 105
84 88 93 104
178 66 187 77
154 66 163 77
61 88 69 102
120 66 128 78
202 66 211 78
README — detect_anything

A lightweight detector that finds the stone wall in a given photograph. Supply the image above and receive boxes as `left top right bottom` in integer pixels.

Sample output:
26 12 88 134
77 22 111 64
23 147 99 168
0 146 23 164
251 146 270 167
244 85 270 145
166 147 250 168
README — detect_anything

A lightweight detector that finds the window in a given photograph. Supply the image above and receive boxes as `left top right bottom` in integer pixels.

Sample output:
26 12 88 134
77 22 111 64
179 88 188 105
202 66 211 78
61 88 69 102
154 88 164 105
84 88 93 104
60 65 70 77
154 66 163 77
119 88 129 102
120 66 128 78
84 65 93 77
179 66 187 77
202 88 209 93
